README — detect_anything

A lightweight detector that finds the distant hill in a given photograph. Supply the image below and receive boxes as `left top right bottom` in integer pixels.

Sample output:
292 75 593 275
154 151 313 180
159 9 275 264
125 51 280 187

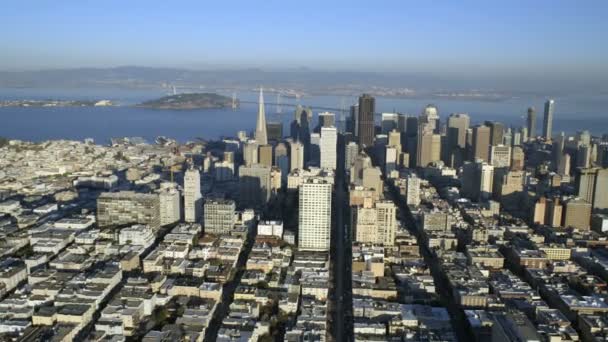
136 93 235 110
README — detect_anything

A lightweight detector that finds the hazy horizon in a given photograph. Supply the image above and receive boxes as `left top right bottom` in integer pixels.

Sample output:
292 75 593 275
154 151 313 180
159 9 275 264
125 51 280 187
2 1 607 83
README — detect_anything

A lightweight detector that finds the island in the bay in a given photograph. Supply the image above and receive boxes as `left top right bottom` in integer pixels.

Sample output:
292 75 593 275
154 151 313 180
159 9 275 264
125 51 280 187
136 93 237 110
0 99 113 107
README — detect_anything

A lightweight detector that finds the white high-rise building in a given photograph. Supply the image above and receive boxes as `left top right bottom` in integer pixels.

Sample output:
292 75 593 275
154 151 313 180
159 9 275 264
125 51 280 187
385 146 398 176
243 140 259 166
298 178 332 251
184 168 202 223
490 145 512 169
406 174 421 206
345 141 359 170
289 140 304 171
158 182 180 226
320 126 337 170
479 162 494 201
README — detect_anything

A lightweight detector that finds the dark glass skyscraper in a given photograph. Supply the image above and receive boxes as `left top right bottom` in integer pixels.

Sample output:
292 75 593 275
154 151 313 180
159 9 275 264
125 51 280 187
526 107 536 141
543 99 555 140
357 94 375 147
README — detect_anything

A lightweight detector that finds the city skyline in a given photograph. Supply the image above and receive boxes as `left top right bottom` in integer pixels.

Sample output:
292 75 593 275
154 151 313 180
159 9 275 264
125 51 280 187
2 2 608 341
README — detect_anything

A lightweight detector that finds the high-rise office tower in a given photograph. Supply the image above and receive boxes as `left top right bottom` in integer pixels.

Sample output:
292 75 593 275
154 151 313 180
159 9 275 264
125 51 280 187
184 168 202 223
349 104 359 136
397 113 409 133
258 144 273 167
158 182 181 226
320 126 337 170
447 113 470 149
526 107 536 141
417 121 441 167
543 99 555 141
345 141 359 170
385 146 398 175
266 122 283 142
388 129 402 167
576 167 597 205
317 112 336 131
420 104 439 133
485 121 505 146
511 146 525 171
490 145 512 168
298 178 332 251
357 94 375 147
473 125 491 162
446 113 470 166
289 140 304 171
254 88 268 145
577 145 591 168
594 168 608 210
503 128 512 146
558 153 571 176
243 140 259 166
381 113 399 134
513 130 522 146
274 143 289 182
461 161 494 201
238 164 271 208
203 199 236 234
479 162 494 201
405 174 421 206
310 133 321 166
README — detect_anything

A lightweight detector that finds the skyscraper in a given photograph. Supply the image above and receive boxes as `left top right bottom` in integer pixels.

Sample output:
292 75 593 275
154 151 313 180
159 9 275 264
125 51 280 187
575 167 597 205
184 168 202 223
289 140 304 171
526 107 536 141
472 125 491 162
485 121 505 146
417 121 441 167
381 113 399 134
320 126 337 170
594 168 608 210
446 113 470 166
254 87 268 145
490 145 512 168
274 142 289 182
258 144 273 167
345 141 359 170
543 99 555 141
239 164 271 208
158 182 181 226
266 122 282 142
317 112 336 131
357 94 375 147
420 104 439 133
298 178 332 251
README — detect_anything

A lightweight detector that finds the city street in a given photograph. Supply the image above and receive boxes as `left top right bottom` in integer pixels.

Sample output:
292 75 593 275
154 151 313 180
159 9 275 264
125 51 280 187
330 137 353 341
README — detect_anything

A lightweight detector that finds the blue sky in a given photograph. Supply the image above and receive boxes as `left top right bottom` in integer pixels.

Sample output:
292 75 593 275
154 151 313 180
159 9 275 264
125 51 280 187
1 0 607 77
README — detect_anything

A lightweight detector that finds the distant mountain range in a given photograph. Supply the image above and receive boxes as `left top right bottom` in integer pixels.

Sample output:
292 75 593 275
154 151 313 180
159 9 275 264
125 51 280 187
0 66 605 97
